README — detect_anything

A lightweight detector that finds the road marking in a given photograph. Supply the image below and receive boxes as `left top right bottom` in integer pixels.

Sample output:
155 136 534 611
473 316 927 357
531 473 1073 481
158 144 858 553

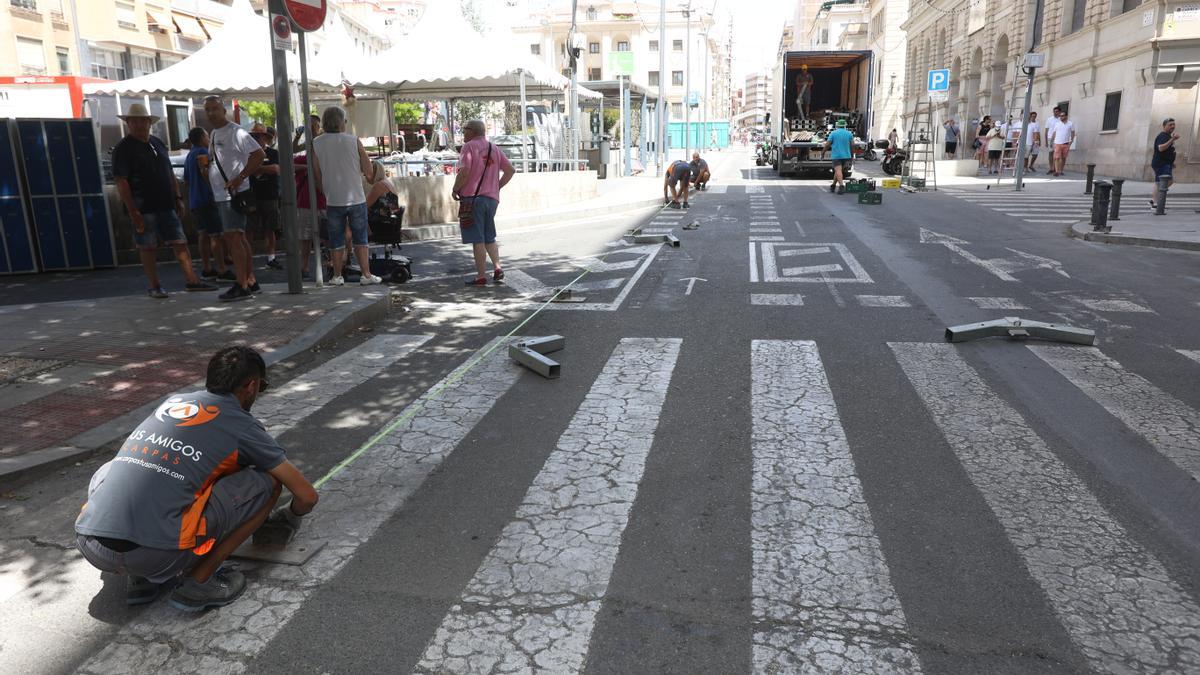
680 276 706 295
704 185 728 193
572 278 627 292
1179 349 1200 366
1029 346 1200 482
749 242 759 282
1020 219 1082 223
503 268 553 297
967 297 1029 310
416 338 682 674
760 243 873 284
919 228 1017 281
77 337 526 674
1073 298 1154 313
751 293 804 306
856 295 911 308
892 342 1200 672
750 236 787 242
747 186 765 193
750 220 780 226
752 341 922 672
919 229 1069 281
795 221 807 237
749 227 783 233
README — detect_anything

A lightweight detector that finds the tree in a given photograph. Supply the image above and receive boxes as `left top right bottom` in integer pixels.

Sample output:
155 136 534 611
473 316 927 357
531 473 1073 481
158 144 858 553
393 102 422 124
460 0 484 32
454 100 488 125
241 101 276 127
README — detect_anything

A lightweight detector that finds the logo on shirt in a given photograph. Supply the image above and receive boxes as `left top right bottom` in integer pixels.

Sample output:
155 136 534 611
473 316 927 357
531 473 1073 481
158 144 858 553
154 397 221 427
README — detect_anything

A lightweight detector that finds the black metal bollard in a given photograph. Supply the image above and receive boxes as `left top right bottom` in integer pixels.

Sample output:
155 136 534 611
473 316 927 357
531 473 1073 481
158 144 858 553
1092 181 1112 231
1084 164 1097 194
1155 175 1169 216
1108 178 1123 221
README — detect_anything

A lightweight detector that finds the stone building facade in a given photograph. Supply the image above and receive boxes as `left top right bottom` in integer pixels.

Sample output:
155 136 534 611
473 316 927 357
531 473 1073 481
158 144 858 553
901 0 1199 180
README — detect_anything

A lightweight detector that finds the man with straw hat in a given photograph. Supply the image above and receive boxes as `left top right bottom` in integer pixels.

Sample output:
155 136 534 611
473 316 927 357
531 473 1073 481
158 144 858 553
112 103 215 298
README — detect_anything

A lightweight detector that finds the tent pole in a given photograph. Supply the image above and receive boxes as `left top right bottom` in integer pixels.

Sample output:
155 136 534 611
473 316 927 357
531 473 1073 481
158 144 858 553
622 76 632 177
298 30 323 287
386 91 397 155
269 0 301 294
519 70 529 172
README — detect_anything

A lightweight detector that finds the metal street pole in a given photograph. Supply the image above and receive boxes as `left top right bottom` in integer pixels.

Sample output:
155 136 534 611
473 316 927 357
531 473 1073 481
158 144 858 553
569 0 580 169
297 30 322 287
268 0 301 294
622 75 632 176
684 2 691 160
703 29 710 152
657 0 666 175
1013 64 1036 191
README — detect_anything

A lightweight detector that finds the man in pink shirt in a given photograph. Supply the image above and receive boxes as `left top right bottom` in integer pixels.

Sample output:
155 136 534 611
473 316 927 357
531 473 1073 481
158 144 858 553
452 120 515 286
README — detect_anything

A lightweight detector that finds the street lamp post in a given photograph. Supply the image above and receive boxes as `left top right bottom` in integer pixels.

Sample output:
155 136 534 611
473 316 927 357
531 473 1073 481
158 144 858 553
683 2 692 160
658 0 666 175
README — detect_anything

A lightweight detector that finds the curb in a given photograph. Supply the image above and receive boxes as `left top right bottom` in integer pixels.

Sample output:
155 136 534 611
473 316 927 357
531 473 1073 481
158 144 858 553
401 197 667 242
1069 222 1200 252
0 289 391 487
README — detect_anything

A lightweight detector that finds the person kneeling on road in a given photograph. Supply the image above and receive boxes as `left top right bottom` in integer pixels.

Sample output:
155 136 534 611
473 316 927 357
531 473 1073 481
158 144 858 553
689 152 711 191
663 160 692 209
75 346 318 612
825 119 854 194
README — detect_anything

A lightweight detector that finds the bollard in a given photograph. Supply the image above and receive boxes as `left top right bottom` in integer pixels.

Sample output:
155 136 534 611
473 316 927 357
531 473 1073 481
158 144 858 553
1084 164 1097 194
1091 181 1112 232
1155 175 1169 216
1089 186 1101 228
1108 178 1123 222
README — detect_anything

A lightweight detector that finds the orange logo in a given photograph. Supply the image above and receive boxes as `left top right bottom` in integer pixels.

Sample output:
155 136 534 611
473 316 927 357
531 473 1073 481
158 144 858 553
154 397 220 427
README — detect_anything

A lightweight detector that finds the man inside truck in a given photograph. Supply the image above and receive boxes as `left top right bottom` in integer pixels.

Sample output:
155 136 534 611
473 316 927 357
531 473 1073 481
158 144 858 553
795 64 814 119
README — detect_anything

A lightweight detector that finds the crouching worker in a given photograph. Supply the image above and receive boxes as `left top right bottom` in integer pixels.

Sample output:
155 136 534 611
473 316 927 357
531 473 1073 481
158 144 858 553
75 346 318 611
689 152 711 191
663 159 692 209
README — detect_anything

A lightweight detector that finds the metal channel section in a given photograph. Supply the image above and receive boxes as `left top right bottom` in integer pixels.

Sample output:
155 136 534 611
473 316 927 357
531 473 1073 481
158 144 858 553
508 335 566 379
944 317 1096 345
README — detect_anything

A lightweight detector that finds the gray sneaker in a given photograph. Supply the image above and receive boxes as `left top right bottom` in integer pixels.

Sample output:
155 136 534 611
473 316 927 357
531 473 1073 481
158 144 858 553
126 575 166 606
168 569 247 612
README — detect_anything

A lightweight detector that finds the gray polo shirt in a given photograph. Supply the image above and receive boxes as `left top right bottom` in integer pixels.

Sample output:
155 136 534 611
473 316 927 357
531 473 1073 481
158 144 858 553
76 391 286 551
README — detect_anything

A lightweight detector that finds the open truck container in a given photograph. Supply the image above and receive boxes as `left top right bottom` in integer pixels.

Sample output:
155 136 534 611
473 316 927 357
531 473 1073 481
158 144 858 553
771 50 874 177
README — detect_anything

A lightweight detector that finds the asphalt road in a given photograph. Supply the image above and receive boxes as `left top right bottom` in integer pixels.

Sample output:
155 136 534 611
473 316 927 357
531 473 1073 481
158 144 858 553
4 150 1200 674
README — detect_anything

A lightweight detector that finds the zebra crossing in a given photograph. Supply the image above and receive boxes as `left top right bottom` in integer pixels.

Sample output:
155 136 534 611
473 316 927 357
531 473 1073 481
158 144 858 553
44 332 1200 672
941 187 1200 225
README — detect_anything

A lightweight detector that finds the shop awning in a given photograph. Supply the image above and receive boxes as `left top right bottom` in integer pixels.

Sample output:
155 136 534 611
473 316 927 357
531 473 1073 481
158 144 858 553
172 12 207 41
145 7 172 30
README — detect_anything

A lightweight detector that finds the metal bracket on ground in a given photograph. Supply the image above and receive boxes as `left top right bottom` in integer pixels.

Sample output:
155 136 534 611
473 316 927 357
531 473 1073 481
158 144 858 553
232 538 327 566
632 233 681 247
945 317 1095 345
509 335 565 378
536 289 585 303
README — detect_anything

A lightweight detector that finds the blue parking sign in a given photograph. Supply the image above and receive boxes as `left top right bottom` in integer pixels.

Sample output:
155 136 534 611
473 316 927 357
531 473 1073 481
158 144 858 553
927 69 950 92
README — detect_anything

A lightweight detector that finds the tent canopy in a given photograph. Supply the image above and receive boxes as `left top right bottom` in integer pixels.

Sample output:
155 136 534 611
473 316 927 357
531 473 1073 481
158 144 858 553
82 0 341 98
350 2 600 100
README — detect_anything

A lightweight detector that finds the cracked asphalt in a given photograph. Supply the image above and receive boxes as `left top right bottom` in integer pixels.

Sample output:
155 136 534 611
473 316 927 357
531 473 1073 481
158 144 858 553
3 150 1200 674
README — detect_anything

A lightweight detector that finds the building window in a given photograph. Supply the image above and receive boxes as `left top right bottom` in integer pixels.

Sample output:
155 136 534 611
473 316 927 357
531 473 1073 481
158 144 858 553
589 42 600 54
165 103 190 150
1101 91 1121 131
671 102 683 117
16 37 46 75
649 39 659 51
89 47 126 80
586 6 597 20
588 67 601 80
56 47 70 74
649 71 660 86
131 53 156 77
530 43 541 55
1070 0 1086 32
673 39 683 51
116 1 138 29
1119 0 1139 13
11 0 38 10
672 70 683 86
617 41 629 52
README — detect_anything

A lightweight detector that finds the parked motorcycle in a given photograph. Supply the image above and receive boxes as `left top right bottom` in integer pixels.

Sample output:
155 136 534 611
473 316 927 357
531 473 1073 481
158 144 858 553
881 145 907 175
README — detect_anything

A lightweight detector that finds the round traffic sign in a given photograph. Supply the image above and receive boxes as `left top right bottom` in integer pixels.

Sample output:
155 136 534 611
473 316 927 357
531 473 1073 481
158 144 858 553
284 0 327 32
272 13 292 41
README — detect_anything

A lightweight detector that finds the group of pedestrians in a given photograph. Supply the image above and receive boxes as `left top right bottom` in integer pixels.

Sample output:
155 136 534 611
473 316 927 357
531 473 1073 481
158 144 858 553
116 98 392 300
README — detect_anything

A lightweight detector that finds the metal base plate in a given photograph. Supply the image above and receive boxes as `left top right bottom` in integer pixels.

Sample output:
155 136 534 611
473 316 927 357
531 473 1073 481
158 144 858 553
232 539 327 566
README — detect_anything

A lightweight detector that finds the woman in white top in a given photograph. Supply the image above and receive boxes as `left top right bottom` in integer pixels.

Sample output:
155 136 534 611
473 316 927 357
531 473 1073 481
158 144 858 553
311 106 381 286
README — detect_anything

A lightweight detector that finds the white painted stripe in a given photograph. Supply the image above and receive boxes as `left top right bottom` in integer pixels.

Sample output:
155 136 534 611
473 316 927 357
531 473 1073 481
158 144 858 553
77 337 527 673
750 221 780 226
751 293 804 306
1178 349 1200 366
749 227 783 233
752 341 922 672
1029 346 1200 482
570 277 626 292
892 342 1200 671
750 235 786 241
417 338 682 673
1073 298 1154 313
704 184 728 193
747 186 765 193
1021 219 1081 223
503 269 552 298
856 295 911 307
967 296 1028 310
749 242 759 282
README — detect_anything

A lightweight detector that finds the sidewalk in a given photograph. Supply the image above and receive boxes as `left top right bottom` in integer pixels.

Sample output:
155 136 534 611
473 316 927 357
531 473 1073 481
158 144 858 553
0 284 388 483
936 167 1200 252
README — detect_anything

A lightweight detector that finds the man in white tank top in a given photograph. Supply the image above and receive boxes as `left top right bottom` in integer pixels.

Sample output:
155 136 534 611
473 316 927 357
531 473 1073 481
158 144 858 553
310 106 382 286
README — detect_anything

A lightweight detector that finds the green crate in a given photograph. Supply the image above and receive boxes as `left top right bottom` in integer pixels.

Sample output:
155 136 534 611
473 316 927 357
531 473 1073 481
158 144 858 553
909 177 926 188
845 181 868 193
858 191 883 205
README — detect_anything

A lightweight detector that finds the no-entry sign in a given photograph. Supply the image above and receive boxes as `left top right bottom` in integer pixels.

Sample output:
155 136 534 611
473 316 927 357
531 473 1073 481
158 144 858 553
284 0 326 32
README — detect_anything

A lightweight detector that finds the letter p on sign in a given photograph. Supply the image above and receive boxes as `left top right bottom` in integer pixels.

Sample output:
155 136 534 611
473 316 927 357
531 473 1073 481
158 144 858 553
927 69 950 93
